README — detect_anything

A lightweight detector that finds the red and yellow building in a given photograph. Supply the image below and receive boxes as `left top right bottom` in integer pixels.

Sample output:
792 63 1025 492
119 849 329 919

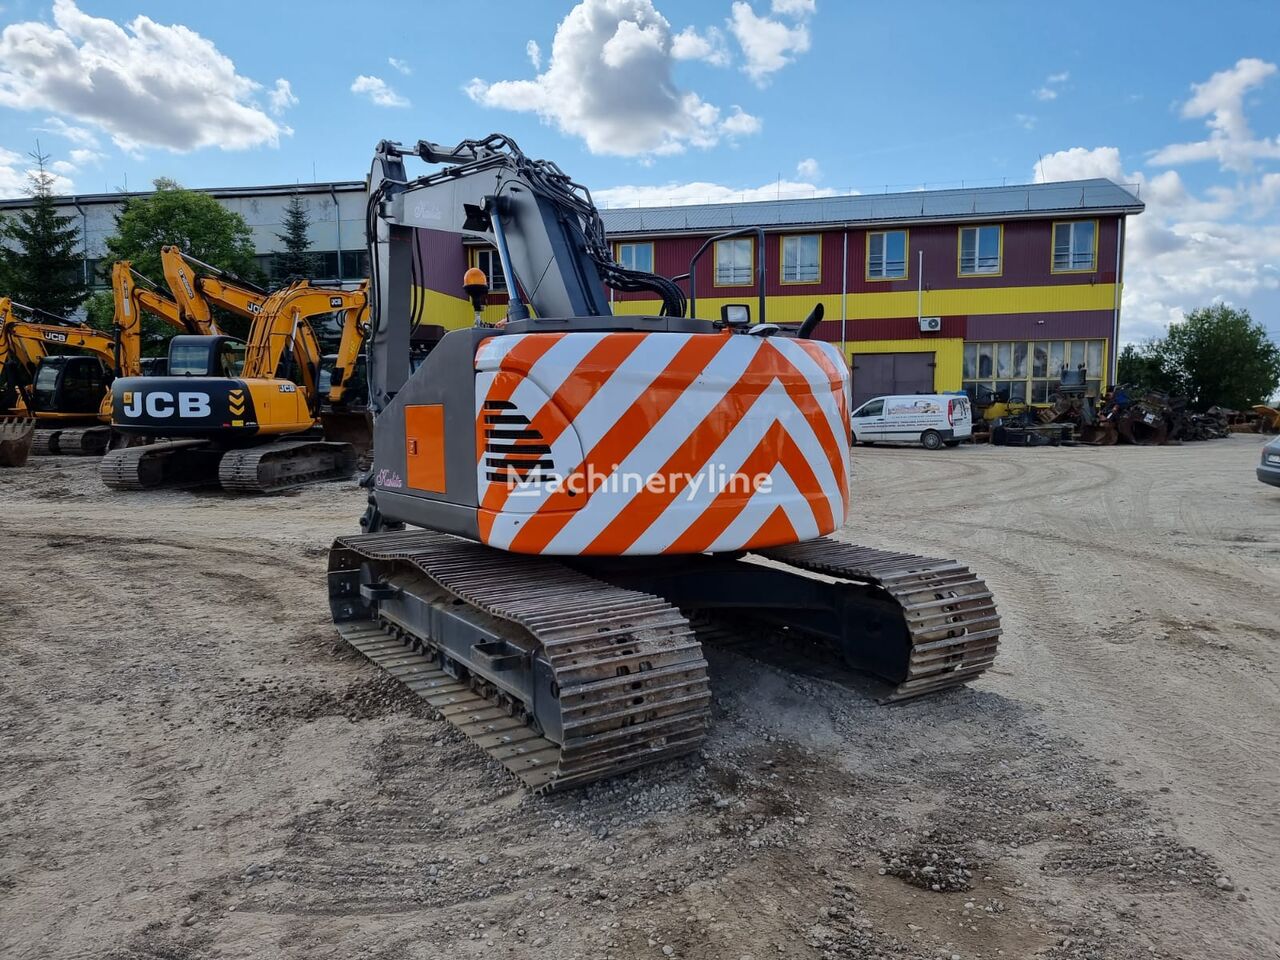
424 178 1143 408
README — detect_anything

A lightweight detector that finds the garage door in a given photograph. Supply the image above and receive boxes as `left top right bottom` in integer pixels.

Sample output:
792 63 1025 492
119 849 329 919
850 352 935 409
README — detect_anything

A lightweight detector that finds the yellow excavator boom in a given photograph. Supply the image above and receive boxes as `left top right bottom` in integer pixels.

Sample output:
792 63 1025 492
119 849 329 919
240 281 369 409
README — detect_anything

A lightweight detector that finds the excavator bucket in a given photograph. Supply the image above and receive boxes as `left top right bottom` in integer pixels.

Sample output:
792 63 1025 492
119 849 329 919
0 416 36 467
320 409 374 464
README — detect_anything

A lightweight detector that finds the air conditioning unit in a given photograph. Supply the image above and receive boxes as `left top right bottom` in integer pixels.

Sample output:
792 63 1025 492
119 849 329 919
919 316 942 333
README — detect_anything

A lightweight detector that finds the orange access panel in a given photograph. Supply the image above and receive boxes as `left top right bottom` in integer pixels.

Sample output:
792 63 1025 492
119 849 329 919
404 404 446 493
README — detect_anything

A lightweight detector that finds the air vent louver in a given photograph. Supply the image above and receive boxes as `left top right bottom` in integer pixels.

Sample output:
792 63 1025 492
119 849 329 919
482 400 554 483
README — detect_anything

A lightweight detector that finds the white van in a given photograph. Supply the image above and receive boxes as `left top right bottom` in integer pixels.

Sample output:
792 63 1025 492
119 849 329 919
850 394 971 449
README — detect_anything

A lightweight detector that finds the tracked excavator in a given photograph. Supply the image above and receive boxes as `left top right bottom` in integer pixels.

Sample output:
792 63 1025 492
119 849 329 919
100 277 371 493
326 134 1002 793
0 268 188 461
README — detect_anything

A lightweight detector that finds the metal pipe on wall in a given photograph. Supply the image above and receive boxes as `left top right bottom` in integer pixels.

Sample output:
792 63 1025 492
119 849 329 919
1111 217 1124 387
840 229 848 357
917 249 924 323
330 185 343 281
72 199 88 288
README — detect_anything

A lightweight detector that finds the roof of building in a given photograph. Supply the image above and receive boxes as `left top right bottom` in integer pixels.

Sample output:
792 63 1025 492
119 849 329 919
0 180 365 209
598 178 1144 236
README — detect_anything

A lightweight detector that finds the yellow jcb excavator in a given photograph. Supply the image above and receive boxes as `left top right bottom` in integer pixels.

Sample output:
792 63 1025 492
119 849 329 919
0 267 191 462
100 279 371 493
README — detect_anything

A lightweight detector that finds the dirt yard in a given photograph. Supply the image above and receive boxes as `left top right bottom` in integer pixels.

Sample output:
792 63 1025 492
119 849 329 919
2 436 1277 960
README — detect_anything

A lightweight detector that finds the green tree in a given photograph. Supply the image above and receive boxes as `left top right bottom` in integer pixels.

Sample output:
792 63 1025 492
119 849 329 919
100 177 262 342
1163 304 1280 409
0 148 88 316
273 193 316 281
1116 342 1177 393
1125 305 1280 409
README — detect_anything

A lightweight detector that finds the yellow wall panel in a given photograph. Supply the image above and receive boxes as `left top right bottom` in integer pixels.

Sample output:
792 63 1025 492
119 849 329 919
612 283 1118 322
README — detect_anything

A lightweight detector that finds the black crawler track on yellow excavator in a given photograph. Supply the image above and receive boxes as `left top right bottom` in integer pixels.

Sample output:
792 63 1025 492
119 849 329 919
100 439 357 494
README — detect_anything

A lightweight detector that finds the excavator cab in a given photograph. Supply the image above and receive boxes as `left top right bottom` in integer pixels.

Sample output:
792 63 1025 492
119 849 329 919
28 355 112 414
166 335 246 378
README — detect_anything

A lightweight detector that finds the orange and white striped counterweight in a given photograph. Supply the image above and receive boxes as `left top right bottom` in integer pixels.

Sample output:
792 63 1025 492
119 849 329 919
473 330 851 556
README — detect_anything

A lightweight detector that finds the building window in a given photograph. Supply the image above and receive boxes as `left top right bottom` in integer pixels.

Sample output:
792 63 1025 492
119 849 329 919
470 247 507 293
1052 220 1097 272
616 241 654 273
340 250 367 280
866 230 907 280
714 237 754 286
958 225 1002 275
780 234 820 283
963 339 1105 404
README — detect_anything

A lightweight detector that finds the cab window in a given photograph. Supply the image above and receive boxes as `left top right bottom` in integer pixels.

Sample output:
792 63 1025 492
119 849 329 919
219 342 246 377
855 399 884 418
169 343 212 376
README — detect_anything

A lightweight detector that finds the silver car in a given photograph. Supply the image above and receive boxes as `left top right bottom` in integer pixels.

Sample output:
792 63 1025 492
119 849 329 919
1259 435 1280 487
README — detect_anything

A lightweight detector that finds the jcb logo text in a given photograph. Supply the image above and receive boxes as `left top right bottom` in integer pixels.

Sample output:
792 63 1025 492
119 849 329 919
121 391 212 419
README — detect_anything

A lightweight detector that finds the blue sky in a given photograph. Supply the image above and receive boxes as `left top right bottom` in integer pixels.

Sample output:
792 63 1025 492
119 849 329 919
1 0 1278 340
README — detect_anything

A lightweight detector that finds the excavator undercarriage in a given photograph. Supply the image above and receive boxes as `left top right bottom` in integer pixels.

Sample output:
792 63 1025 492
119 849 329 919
330 530 998 792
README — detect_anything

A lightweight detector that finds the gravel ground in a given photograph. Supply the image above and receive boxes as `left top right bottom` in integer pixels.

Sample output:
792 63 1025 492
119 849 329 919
1 436 1277 959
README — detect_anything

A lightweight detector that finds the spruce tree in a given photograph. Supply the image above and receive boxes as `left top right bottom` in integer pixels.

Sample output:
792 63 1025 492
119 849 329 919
0 148 88 316
273 193 316 281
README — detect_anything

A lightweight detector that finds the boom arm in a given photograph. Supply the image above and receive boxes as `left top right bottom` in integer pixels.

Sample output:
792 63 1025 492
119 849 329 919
241 283 369 412
3 319 118 371
1 297 114 373
365 133 686 412
111 262 199 378
160 245 268 334
327 281 370 405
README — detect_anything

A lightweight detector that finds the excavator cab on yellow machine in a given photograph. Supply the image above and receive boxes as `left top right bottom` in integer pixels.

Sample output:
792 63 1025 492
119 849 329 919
325 134 1002 793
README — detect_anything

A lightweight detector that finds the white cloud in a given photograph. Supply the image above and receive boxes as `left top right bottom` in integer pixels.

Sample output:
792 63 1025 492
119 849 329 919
1015 113 1037 130
796 157 820 179
595 177 835 207
771 0 816 16
388 57 412 75
1150 58 1280 172
601 17 665 67
721 106 762 136
268 78 297 116
0 146 75 198
1033 145 1124 182
466 0 760 157
525 40 541 70
1033 144 1280 342
69 147 103 166
728 1 810 86
37 116 100 148
351 74 410 108
1032 69 1069 101
671 25 729 65
0 0 289 152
